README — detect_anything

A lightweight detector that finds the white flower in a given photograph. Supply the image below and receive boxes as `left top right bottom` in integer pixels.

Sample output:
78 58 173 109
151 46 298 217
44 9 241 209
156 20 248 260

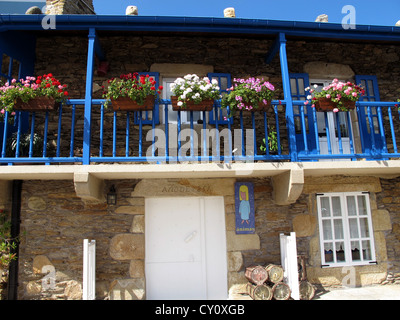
313 84 318 88
307 95 312 100
177 101 183 106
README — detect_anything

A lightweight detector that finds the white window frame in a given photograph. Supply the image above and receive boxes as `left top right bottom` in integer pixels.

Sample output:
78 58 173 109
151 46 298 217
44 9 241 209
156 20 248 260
162 77 205 124
316 192 376 268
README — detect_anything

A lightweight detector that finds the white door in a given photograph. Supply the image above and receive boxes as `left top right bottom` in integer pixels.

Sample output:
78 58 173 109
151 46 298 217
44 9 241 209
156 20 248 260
145 197 227 300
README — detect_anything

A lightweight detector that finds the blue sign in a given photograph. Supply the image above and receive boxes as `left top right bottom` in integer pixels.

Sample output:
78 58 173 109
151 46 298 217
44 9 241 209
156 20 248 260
235 182 255 234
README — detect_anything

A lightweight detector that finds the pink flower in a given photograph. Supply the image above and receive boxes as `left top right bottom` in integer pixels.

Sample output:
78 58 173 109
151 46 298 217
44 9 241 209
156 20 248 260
352 92 358 97
333 108 339 113
326 94 331 99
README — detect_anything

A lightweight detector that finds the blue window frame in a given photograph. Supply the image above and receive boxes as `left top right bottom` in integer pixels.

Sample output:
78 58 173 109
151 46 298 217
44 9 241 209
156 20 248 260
207 73 232 125
133 72 160 125
354 75 385 155
289 73 317 155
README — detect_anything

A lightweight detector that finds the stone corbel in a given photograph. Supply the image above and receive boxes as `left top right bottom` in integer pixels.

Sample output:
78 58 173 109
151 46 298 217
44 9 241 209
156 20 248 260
73 172 105 202
272 169 304 205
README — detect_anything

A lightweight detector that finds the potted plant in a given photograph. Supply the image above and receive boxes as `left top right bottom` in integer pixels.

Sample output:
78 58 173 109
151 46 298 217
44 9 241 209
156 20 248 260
0 74 69 117
0 208 18 297
305 79 365 112
221 77 275 117
259 127 281 154
170 74 222 111
102 73 163 111
6 132 45 158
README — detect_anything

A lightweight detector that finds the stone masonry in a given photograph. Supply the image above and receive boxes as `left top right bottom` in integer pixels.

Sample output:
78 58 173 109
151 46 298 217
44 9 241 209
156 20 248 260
16 174 400 299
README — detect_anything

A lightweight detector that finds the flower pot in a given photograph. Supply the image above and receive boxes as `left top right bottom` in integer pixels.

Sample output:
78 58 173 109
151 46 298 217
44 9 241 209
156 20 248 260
315 97 356 112
171 96 214 111
111 95 155 111
14 97 58 112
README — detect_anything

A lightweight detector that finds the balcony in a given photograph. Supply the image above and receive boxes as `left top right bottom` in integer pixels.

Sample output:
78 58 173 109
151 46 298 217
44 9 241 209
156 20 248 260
1 98 399 166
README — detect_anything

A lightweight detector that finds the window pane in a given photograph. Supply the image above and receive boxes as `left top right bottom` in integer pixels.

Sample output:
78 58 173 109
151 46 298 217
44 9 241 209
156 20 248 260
362 240 372 260
357 196 367 215
336 242 345 262
298 78 305 95
360 218 370 237
349 218 359 239
346 196 357 216
220 77 228 91
324 243 334 263
320 197 330 217
334 219 344 240
332 196 342 216
322 220 333 240
290 79 296 95
368 80 375 97
351 241 361 261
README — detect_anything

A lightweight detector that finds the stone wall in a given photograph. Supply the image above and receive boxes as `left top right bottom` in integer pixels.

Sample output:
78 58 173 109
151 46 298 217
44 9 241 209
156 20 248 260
32 35 400 160
45 0 95 15
34 34 400 102
16 175 400 299
18 180 134 299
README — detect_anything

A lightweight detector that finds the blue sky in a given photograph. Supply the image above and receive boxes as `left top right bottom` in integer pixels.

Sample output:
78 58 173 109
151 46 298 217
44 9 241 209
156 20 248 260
93 0 400 26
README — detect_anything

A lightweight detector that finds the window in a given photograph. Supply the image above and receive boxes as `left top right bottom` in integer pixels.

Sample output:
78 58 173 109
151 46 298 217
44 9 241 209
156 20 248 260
162 77 203 124
316 192 376 267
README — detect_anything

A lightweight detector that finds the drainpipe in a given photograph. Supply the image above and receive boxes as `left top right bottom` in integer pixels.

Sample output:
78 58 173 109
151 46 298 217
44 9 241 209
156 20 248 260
7 180 22 300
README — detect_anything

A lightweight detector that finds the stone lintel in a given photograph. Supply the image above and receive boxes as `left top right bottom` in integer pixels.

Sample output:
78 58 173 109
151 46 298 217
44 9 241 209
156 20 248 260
73 172 105 202
272 169 304 205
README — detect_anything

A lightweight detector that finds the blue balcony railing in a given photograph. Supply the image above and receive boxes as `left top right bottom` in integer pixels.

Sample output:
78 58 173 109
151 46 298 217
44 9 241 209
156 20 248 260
1 99 399 165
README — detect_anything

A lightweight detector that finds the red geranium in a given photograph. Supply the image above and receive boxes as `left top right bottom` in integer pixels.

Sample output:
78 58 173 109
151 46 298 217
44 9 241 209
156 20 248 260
102 73 163 108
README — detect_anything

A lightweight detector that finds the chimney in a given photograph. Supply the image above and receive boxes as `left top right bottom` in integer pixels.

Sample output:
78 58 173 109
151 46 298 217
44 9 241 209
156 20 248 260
126 6 138 15
315 14 328 22
224 7 236 18
45 0 95 14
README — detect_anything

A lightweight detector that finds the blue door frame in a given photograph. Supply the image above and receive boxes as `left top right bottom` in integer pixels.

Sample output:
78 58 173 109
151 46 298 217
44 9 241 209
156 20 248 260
355 75 386 157
289 73 317 157
0 31 36 151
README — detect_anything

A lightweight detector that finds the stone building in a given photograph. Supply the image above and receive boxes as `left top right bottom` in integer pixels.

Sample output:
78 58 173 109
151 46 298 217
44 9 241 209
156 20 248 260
0 2 400 300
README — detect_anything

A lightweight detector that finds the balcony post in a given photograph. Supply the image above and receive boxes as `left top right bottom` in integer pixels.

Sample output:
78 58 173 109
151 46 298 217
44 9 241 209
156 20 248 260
278 33 298 161
82 28 96 165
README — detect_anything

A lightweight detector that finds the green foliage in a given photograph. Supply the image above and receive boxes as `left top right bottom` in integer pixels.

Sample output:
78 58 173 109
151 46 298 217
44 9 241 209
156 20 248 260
6 132 44 157
260 127 280 153
221 77 275 117
0 74 69 119
170 74 222 108
0 210 17 270
102 73 163 108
